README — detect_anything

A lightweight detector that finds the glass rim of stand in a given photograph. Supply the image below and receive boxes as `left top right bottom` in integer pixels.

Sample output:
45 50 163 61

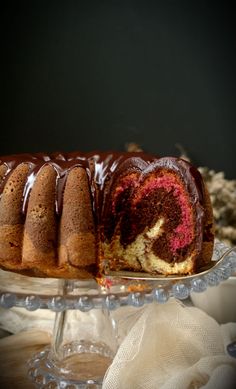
27 345 109 388
0 240 236 311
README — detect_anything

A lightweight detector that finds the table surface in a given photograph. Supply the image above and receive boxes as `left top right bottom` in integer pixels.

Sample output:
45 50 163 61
0 330 51 389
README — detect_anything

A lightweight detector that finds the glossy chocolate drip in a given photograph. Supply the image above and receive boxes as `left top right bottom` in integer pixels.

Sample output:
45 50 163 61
0 151 155 218
0 151 206 236
0 153 86 216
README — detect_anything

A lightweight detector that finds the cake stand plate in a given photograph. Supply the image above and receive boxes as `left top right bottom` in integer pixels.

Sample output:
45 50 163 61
0 241 236 389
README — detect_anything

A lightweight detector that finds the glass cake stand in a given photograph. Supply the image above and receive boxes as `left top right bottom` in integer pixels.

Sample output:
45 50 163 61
0 240 236 389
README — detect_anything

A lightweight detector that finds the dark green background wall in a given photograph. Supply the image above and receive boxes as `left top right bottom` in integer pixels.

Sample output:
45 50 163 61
1 1 235 177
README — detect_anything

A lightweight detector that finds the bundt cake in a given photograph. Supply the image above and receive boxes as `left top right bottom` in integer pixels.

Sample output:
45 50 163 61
0 151 214 279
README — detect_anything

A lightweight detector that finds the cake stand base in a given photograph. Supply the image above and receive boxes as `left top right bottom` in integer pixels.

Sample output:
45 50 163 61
28 340 114 388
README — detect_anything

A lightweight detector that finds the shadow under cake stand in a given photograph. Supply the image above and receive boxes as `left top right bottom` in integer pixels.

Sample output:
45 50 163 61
0 241 236 389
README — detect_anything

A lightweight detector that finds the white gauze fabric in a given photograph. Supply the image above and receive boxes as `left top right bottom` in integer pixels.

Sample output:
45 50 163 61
103 299 236 389
0 299 236 388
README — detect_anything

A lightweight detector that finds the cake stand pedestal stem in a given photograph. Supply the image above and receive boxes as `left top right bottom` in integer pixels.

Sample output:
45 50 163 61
28 279 118 388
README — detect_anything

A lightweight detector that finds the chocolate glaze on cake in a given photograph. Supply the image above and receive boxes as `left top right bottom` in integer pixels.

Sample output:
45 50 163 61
0 151 214 278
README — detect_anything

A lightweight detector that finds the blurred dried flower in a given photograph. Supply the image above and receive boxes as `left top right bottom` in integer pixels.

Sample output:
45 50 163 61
198 167 236 247
125 142 143 152
175 143 191 162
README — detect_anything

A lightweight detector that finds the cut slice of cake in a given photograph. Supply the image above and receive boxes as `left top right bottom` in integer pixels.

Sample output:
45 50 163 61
100 157 214 275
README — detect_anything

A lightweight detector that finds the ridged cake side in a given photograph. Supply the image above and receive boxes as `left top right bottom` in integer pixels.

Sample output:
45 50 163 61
0 163 30 268
0 153 97 278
